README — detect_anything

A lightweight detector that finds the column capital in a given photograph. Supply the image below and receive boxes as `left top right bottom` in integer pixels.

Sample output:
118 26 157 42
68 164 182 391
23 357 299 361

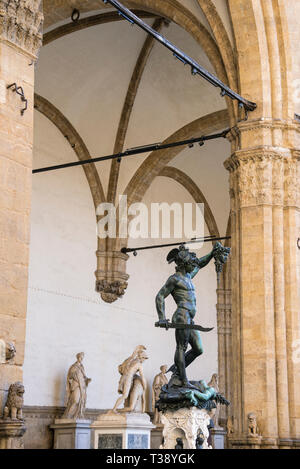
0 0 44 59
225 148 299 208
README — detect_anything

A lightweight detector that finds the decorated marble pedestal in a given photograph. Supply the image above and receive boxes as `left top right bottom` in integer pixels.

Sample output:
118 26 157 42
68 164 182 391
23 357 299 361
160 407 212 450
50 419 92 449
91 412 155 449
0 419 26 449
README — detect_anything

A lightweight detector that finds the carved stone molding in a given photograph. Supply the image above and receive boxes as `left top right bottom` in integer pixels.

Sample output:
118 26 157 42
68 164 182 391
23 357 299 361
95 249 129 303
161 407 212 450
224 149 299 208
95 250 129 303
217 309 232 336
272 158 284 206
236 117 300 134
95 279 128 303
0 420 26 449
216 289 232 336
284 158 299 207
0 0 44 58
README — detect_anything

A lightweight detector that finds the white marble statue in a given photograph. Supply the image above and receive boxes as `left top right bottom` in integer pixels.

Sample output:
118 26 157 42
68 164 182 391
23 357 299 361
112 345 148 413
63 352 91 420
152 365 168 424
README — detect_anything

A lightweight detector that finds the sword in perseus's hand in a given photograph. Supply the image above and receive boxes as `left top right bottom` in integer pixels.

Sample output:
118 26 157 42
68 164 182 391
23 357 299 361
155 320 214 333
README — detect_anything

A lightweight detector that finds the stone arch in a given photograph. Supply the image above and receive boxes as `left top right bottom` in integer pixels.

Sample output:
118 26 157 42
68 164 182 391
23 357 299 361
124 109 229 210
158 166 220 239
34 93 105 209
43 10 158 45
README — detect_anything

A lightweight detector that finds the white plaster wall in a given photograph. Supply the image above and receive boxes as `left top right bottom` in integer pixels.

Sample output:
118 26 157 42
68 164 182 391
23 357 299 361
24 112 220 410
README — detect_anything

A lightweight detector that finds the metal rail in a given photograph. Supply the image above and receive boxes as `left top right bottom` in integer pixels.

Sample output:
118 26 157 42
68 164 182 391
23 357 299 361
102 0 257 113
121 235 231 256
32 130 229 174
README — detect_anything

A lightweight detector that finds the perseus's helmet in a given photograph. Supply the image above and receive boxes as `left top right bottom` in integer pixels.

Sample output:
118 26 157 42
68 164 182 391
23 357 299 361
166 244 196 266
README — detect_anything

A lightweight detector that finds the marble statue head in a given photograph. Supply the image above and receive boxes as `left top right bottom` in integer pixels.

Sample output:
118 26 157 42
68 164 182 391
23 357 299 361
76 352 85 362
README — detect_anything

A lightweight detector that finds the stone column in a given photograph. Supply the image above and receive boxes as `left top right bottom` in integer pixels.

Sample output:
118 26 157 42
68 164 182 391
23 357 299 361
0 0 43 427
216 287 232 426
284 153 300 442
224 120 300 448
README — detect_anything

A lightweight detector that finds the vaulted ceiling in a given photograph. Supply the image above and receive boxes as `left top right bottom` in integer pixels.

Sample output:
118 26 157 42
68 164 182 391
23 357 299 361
35 0 235 234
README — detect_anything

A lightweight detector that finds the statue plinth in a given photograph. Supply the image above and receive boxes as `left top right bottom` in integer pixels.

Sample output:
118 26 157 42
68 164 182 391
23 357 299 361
160 407 212 449
50 419 91 449
0 419 26 449
210 427 226 449
151 423 164 449
155 378 230 450
91 412 155 449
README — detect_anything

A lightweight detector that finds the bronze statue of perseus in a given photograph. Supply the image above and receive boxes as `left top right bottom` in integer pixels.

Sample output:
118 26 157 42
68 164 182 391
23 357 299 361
155 242 230 390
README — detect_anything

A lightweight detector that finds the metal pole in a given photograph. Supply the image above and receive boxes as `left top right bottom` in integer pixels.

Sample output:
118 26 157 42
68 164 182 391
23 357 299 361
102 0 257 113
32 130 229 174
121 236 231 256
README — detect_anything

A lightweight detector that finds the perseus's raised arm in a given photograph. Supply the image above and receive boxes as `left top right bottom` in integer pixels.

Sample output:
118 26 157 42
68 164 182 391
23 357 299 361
190 250 215 278
155 276 176 321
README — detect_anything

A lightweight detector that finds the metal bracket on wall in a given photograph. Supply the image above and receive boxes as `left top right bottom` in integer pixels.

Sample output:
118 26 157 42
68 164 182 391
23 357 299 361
102 0 257 115
7 83 28 116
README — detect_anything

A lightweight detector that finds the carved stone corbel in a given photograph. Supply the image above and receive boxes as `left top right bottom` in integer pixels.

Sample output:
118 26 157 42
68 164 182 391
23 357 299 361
95 250 129 303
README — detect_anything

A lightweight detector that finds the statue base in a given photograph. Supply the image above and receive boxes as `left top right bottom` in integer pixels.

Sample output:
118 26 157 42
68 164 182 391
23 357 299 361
0 419 26 449
50 419 92 449
151 423 163 449
91 412 155 449
160 407 212 449
210 427 226 449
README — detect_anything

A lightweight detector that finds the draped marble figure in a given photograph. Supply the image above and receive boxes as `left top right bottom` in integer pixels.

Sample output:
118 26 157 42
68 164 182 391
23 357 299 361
152 365 168 424
63 352 91 420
